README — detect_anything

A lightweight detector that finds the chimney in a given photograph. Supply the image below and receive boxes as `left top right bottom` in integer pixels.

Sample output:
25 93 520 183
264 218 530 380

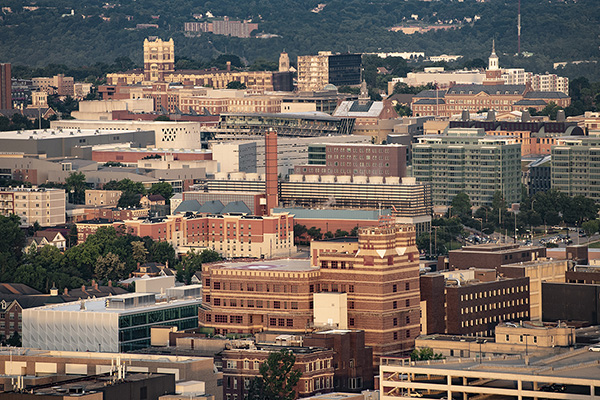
265 129 279 215
108 280 112 287
461 109 470 121
226 61 231 72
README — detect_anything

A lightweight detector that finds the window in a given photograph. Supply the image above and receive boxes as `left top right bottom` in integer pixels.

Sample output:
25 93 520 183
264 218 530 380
406 299 410 307
393 301 397 309
393 318 398 326
269 318 277 326
405 282 410 290
274 301 281 309
393 332 398 340
349 301 355 310
349 317 355 326
392 284 397 293
214 282 221 290
406 316 410 324
213 298 221 306
286 319 294 327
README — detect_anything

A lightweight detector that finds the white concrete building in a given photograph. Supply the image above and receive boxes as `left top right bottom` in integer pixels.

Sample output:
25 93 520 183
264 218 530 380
23 293 201 352
51 120 202 150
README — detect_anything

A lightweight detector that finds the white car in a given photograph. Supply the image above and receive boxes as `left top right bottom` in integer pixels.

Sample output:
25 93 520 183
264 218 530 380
589 344 600 352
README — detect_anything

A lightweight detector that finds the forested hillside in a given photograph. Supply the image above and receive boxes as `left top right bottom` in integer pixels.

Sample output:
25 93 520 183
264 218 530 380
0 0 599 79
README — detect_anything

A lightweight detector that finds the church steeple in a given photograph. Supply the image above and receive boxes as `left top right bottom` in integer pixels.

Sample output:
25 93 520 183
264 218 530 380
484 39 503 85
488 39 499 71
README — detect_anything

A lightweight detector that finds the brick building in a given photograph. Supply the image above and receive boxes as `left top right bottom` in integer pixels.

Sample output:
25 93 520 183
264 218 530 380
293 143 407 178
222 345 334 399
0 63 11 109
200 224 421 359
448 243 546 270
420 269 530 337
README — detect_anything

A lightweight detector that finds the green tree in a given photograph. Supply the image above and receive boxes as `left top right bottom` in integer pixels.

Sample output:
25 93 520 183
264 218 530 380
149 241 176 267
247 349 302 400
131 241 148 265
582 219 599 237
226 81 247 89
95 252 126 281
65 172 87 204
199 249 221 263
306 227 322 240
177 249 204 283
450 192 472 219
149 182 174 200
0 215 26 282
334 229 349 237
410 347 443 361
293 224 307 238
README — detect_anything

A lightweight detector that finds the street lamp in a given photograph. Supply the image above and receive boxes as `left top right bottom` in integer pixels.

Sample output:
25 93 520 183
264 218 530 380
477 339 487 364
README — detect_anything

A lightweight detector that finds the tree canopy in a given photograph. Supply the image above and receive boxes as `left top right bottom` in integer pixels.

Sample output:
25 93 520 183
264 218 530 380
247 349 302 400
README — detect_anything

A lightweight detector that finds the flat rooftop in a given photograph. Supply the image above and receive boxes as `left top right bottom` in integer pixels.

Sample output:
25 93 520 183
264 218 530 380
213 258 315 272
0 128 138 140
384 347 600 380
24 293 200 314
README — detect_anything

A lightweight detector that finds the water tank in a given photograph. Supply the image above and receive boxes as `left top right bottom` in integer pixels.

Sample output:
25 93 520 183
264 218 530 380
215 172 228 180
402 177 417 185
337 175 352 183
305 174 320 182
230 172 246 181
353 176 367 184
385 176 400 185
289 174 303 182
369 176 383 184
321 175 335 183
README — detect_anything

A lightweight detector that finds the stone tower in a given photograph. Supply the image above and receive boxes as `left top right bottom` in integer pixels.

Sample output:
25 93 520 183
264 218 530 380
143 37 175 82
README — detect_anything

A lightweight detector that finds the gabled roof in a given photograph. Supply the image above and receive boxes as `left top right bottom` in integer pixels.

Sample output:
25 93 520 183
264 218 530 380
447 84 527 96
34 230 65 242
413 99 446 105
199 200 225 214
524 91 569 99
146 194 166 202
222 201 252 214
513 99 547 106
0 283 42 295
174 199 202 214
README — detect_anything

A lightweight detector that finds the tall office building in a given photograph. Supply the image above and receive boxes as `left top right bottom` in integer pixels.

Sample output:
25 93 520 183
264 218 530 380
412 128 521 207
0 63 12 109
297 52 361 92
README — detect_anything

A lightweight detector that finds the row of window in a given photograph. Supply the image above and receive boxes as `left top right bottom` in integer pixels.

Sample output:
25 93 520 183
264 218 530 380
459 285 528 301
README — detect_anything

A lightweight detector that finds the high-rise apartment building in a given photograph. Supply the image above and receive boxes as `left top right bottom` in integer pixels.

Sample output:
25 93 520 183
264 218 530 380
0 187 65 226
0 63 11 109
412 128 521 206
552 137 600 200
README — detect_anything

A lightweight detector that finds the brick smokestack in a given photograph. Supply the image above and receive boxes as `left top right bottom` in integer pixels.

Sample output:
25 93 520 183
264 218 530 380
265 128 278 215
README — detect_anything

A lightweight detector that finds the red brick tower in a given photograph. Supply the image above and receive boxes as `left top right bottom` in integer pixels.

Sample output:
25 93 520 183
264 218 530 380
0 63 12 110
265 128 278 215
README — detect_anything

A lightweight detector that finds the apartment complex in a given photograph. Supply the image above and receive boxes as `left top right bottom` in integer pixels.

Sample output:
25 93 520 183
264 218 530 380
412 128 521 206
32 74 75 96
503 68 569 94
75 210 294 257
0 187 65 226
85 189 122 207
297 52 362 92
552 137 600 200
293 143 407 178
184 17 258 38
0 63 11 109
200 224 421 359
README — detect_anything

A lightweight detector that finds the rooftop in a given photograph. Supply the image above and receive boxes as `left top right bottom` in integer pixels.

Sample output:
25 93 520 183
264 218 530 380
0 128 136 140
25 293 200 314
212 258 314 272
